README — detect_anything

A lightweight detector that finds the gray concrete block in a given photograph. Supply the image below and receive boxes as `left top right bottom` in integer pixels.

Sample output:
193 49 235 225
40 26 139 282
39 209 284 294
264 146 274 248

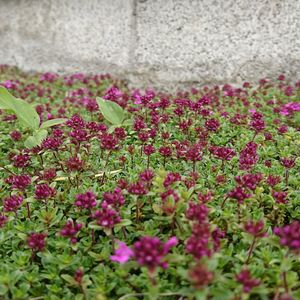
133 0 300 88
0 0 134 74
0 0 299 90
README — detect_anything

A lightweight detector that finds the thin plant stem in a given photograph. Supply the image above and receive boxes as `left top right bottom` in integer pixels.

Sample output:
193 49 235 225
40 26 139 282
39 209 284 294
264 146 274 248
285 169 289 187
0 166 16 175
282 271 289 293
246 237 256 264
53 152 66 172
221 159 225 172
136 196 140 223
122 227 127 239
110 234 115 252
91 229 95 245
221 196 228 209
26 202 31 219
24 191 31 220
39 153 44 167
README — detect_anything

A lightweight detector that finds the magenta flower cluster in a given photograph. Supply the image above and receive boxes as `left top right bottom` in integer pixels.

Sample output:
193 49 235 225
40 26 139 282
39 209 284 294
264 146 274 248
274 221 300 252
110 236 178 272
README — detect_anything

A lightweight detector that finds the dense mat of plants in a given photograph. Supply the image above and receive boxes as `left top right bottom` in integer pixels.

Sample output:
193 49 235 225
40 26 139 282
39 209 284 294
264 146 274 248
0 65 299 300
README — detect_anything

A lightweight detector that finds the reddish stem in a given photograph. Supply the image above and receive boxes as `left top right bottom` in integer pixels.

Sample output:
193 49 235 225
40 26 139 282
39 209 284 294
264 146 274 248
221 196 228 209
246 237 256 264
136 197 140 223
91 229 95 245
285 169 289 187
193 161 196 172
26 202 31 219
282 271 289 293
252 132 257 141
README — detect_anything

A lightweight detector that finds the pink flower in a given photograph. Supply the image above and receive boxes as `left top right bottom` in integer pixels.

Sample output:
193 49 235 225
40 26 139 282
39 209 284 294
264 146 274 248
111 237 178 271
60 220 82 244
10 130 22 141
110 241 134 264
27 233 47 251
127 181 148 195
164 236 178 251
236 269 261 293
244 220 267 238
3 195 23 212
133 236 178 271
163 172 181 187
5 174 31 190
35 184 56 200
2 80 19 89
186 202 209 222
280 102 300 116
274 221 300 251
75 191 97 209
209 146 236 161
93 207 121 228
189 263 214 288
102 188 125 208
205 118 220 132
103 86 123 101
0 214 8 228
12 154 30 168
132 90 142 104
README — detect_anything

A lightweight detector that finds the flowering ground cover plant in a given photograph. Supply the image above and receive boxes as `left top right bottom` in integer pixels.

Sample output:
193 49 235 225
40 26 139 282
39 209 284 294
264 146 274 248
0 65 300 300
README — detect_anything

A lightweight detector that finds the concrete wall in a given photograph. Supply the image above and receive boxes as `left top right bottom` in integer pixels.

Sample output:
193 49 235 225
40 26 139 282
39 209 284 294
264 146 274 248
0 0 299 90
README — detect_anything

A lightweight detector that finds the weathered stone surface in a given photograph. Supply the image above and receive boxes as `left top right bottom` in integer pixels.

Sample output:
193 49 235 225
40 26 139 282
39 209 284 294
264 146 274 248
133 0 300 88
0 0 133 73
0 0 299 90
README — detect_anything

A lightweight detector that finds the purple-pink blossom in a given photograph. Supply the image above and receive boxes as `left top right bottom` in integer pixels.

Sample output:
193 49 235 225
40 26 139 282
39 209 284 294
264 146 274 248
280 102 300 116
110 236 178 271
110 241 134 264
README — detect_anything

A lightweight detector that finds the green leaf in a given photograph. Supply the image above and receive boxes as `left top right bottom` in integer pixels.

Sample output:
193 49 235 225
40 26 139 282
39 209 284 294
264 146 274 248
152 204 162 214
114 219 132 232
14 99 40 130
81 275 92 289
40 118 67 129
0 86 40 130
0 284 8 296
96 97 124 125
24 129 48 148
107 125 117 134
0 86 15 109
88 251 103 261
61 274 78 286
122 118 133 126
293 111 300 126
75 294 84 300
88 223 102 230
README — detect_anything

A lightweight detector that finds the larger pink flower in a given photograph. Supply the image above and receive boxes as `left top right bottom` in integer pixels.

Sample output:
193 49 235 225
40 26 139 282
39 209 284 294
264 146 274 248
110 241 134 264
280 102 300 116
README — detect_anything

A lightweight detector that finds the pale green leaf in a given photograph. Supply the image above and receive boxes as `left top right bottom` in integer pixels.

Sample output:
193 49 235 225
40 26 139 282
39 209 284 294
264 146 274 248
24 129 48 148
0 86 15 109
96 97 124 125
40 118 67 129
122 118 133 126
14 99 40 130
0 87 40 129
61 274 78 286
